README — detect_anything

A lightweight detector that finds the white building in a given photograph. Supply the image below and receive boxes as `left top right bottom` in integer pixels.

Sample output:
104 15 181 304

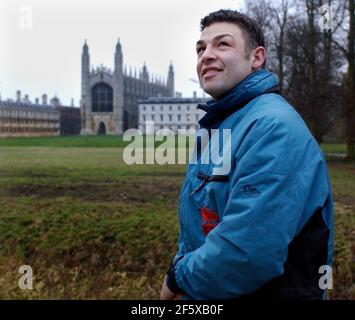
138 95 208 134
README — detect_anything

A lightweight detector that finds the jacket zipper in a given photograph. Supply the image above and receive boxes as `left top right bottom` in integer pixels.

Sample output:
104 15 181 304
190 175 209 196
190 172 230 196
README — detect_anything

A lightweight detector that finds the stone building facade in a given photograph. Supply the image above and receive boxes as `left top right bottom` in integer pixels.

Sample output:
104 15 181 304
0 91 80 137
80 40 174 135
0 97 60 137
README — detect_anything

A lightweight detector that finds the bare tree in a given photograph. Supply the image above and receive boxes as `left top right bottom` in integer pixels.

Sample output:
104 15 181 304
270 0 290 94
243 0 350 144
244 0 291 93
343 0 355 159
329 0 355 158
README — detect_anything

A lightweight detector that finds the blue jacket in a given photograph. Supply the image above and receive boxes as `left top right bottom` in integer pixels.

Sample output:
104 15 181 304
168 70 333 300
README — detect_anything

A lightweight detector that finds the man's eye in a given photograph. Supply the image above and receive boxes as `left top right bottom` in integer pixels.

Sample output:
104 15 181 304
219 42 229 47
197 47 205 54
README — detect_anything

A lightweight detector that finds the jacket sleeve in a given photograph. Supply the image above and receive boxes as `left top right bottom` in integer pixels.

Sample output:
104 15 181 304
173 231 185 264
173 118 327 299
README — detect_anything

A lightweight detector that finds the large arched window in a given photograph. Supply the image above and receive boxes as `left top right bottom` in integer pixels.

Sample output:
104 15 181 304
92 82 113 112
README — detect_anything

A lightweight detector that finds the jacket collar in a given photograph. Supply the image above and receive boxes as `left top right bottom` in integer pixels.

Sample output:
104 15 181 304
197 69 279 128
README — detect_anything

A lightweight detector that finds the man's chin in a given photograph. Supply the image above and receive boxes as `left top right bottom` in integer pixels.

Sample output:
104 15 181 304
202 85 227 100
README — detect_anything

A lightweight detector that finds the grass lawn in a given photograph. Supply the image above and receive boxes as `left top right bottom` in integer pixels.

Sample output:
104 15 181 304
0 135 347 154
0 135 129 148
0 146 186 299
0 134 195 149
0 137 353 299
321 143 347 154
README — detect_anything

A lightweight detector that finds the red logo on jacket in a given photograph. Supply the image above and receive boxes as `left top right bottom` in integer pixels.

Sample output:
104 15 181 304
200 207 220 235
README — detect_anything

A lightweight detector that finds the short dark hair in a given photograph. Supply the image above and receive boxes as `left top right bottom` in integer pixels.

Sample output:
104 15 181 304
200 9 265 60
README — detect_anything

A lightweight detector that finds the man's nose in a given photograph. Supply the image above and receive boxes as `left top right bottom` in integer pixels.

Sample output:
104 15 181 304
201 46 216 64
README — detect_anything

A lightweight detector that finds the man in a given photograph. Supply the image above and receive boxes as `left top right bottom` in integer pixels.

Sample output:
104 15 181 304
160 9 333 300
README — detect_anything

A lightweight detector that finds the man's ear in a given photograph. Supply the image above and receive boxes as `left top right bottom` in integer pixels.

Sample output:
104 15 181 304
251 46 266 70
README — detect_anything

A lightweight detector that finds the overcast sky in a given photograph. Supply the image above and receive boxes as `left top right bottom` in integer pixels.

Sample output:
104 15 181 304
0 0 245 106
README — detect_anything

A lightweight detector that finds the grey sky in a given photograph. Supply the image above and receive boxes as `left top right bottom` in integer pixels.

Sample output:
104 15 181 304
0 0 243 106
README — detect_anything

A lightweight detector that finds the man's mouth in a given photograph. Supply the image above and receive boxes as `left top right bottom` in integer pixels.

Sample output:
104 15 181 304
202 67 222 77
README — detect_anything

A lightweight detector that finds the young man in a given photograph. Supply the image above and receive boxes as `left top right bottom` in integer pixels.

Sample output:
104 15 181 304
160 9 333 300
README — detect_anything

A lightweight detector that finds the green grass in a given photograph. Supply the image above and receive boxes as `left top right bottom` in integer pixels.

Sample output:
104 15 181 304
0 146 186 299
0 136 347 154
328 162 355 203
0 139 353 299
327 162 355 299
321 143 347 154
0 135 127 148
0 135 195 149
331 203 354 299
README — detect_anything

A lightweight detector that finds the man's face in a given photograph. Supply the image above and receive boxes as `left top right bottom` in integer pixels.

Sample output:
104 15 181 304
196 22 253 99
